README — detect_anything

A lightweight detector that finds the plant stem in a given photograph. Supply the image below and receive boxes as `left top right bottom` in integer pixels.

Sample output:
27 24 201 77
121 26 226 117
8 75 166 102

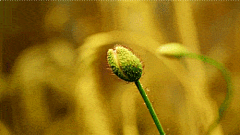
183 53 232 135
135 80 165 135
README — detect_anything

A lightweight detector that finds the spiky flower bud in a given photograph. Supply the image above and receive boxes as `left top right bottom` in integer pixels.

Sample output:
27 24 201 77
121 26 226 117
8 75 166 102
107 45 143 82
157 43 189 58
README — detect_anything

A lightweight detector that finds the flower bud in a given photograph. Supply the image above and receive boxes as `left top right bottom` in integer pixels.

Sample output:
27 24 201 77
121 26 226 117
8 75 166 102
107 45 143 82
157 43 189 58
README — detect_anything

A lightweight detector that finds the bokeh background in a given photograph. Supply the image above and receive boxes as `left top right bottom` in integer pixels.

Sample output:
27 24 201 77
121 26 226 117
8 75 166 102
1 1 240 135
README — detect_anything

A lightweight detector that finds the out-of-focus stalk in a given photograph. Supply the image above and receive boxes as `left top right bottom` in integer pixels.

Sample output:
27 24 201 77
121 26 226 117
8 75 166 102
173 2 224 135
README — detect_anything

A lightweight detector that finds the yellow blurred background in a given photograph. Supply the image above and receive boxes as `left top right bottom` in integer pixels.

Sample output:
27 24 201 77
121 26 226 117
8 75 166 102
1 1 240 135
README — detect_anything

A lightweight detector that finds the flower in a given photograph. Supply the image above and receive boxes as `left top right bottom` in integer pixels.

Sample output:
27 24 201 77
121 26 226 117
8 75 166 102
157 43 189 58
107 45 143 82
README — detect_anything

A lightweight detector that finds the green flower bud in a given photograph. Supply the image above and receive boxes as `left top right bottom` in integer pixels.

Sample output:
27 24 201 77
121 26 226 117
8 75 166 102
107 45 143 82
157 43 189 58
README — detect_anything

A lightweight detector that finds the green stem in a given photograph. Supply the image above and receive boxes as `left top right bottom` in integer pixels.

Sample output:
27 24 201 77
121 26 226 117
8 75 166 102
135 80 165 135
183 53 232 135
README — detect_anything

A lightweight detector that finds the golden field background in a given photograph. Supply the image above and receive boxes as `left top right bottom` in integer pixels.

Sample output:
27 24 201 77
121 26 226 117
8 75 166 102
1 1 240 135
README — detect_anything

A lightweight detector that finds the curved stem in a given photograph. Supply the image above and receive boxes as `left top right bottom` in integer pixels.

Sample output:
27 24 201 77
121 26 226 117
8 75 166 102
183 53 232 135
135 80 165 135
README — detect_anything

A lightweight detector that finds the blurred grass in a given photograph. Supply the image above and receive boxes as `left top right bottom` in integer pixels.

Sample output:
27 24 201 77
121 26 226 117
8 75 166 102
1 1 240 135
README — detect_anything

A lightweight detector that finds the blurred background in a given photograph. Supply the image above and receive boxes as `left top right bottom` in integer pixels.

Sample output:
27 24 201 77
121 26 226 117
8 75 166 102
1 1 240 135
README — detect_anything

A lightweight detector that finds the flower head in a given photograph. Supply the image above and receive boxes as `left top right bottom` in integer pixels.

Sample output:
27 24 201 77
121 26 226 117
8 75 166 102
157 43 189 58
107 45 143 82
